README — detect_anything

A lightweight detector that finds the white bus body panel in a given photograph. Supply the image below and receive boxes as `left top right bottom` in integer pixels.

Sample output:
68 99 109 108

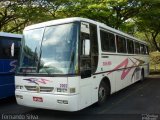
15 76 98 111
16 90 79 111
97 54 149 93
15 76 79 111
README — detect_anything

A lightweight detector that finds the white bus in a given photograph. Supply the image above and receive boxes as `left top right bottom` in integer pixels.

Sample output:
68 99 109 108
15 17 149 111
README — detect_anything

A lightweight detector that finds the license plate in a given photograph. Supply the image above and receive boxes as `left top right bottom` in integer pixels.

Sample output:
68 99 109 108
33 97 43 102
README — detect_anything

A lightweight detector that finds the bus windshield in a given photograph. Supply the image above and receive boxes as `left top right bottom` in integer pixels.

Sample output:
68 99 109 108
18 23 79 75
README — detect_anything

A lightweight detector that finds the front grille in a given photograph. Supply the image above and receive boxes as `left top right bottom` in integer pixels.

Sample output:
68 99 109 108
25 86 36 91
40 87 54 92
25 86 54 92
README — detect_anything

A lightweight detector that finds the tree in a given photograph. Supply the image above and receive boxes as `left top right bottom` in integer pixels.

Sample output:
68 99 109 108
135 0 160 52
0 0 67 33
150 52 160 71
59 0 143 29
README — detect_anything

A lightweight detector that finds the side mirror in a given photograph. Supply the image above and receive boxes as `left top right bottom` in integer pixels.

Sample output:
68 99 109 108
82 39 90 56
11 43 15 57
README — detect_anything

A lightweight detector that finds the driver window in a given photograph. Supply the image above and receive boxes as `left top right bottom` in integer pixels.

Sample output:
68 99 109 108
80 32 91 71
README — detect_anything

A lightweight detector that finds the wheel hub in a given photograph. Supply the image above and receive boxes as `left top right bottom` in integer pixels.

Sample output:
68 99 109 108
99 87 106 100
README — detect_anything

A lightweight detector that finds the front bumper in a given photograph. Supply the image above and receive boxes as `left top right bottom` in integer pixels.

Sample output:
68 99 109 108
15 91 79 111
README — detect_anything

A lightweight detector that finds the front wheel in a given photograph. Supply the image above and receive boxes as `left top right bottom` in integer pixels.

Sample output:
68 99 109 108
97 81 109 105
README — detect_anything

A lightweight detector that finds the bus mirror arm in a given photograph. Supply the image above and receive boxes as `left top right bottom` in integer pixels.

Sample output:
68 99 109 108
81 69 91 79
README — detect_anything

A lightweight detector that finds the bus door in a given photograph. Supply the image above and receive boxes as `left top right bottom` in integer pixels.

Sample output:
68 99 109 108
79 22 92 108
79 22 99 107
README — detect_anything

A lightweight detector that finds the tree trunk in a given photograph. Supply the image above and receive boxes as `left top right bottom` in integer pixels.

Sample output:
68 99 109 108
152 32 160 52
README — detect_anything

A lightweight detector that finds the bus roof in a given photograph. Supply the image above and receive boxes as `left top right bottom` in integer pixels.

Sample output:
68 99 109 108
0 32 22 38
24 17 147 44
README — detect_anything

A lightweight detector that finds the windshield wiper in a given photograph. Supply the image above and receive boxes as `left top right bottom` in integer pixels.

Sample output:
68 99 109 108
39 66 51 75
68 50 75 73
33 47 38 63
36 48 42 73
36 47 51 75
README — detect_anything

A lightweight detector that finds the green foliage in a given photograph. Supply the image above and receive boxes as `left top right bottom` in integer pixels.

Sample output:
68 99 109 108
150 51 160 71
59 0 142 29
135 0 160 52
0 0 67 33
0 0 160 54
150 52 160 65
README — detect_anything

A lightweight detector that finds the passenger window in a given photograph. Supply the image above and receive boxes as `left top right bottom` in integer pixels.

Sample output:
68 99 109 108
116 35 127 53
127 39 134 54
100 30 116 52
144 45 149 55
0 37 21 59
140 44 145 54
90 24 98 73
135 42 140 54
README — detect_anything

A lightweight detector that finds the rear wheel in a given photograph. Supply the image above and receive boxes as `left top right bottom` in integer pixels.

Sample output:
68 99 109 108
140 69 145 82
97 81 109 105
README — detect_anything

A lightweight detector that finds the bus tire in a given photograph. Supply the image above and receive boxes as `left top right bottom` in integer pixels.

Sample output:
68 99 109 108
97 81 109 105
140 69 145 82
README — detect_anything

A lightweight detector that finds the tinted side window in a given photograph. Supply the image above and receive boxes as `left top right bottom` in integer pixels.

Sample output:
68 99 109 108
90 24 98 73
0 37 21 59
135 42 140 54
100 30 116 52
80 33 90 55
116 36 127 53
127 39 134 54
140 44 145 54
144 45 149 55
14 40 21 59
91 25 98 55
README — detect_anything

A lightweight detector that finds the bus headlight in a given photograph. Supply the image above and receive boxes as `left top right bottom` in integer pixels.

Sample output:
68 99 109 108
57 88 68 93
16 85 24 90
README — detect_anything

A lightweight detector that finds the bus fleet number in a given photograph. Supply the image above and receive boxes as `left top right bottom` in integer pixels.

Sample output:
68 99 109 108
60 84 68 88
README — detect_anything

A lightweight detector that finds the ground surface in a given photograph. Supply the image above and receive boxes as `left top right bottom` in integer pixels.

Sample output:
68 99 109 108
0 75 160 120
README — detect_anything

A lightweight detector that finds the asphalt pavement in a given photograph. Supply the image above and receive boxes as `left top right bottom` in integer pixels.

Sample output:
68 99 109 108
0 75 160 120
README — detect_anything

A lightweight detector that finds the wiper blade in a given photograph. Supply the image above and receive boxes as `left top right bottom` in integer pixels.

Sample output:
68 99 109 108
37 29 45 73
36 49 42 73
39 66 51 75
